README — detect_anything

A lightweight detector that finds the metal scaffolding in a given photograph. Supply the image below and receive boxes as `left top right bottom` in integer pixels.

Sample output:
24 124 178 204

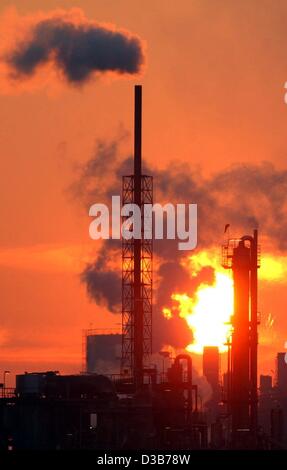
121 86 153 387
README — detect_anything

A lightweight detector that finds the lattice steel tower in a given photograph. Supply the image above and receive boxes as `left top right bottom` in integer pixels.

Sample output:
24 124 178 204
121 85 153 388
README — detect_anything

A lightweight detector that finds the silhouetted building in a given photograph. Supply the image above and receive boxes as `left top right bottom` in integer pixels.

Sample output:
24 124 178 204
258 356 287 448
271 406 284 446
260 375 272 393
277 353 287 393
0 366 208 450
85 332 122 375
258 375 274 439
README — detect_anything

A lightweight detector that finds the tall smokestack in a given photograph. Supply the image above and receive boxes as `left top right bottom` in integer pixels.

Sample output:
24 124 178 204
133 85 143 388
121 86 153 390
134 85 142 183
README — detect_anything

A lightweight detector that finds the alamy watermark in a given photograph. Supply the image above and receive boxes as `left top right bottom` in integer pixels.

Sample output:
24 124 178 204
89 196 197 251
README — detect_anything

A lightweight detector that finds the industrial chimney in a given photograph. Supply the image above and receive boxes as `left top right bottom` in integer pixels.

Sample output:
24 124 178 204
121 86 153 389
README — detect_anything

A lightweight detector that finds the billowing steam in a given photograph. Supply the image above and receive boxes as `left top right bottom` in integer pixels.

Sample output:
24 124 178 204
82 259 121 313
71 137 287 351
1 9 144 87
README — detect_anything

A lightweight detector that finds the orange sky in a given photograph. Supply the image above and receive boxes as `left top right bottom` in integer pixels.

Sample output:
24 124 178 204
1 0 287 385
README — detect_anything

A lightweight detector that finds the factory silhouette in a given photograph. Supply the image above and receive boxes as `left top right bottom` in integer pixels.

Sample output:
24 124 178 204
0 86 286 451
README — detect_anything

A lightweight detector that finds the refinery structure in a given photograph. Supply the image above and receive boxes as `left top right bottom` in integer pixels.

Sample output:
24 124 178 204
0 86 287 450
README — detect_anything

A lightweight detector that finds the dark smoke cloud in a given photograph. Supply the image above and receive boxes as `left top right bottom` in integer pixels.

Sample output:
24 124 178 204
71 138 287 350
152 161 287 252
82 263 121 313
72 139 287 251
70 136 127 206
81 240 122 313
7 16 144 84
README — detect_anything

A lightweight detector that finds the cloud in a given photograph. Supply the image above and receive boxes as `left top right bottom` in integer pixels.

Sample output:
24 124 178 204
0 8 145 92
81 244 122 313
72 138 287 252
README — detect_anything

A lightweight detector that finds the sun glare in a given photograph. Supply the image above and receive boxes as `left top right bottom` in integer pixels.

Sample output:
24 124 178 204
168 270 234 354
162 250 281 355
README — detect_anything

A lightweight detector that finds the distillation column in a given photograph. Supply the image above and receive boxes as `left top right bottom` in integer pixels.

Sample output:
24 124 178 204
222 230 259 446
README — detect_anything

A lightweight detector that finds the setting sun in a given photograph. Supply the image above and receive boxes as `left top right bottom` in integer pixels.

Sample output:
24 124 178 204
171 271 233 354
